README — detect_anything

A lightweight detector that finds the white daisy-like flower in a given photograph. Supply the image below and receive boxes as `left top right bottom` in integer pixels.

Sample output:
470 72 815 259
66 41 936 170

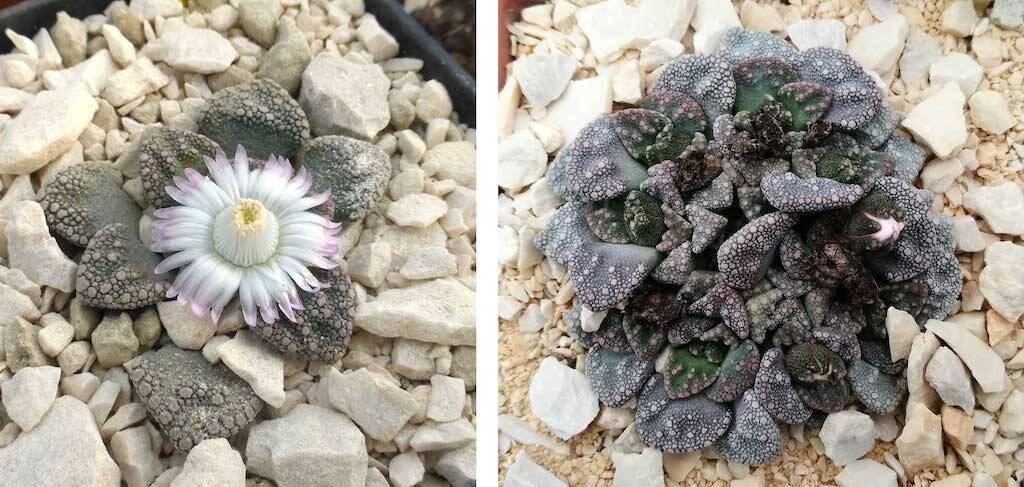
152 146 341 326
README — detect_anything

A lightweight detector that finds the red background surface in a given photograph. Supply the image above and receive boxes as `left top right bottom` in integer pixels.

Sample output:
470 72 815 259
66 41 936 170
0 0 22 9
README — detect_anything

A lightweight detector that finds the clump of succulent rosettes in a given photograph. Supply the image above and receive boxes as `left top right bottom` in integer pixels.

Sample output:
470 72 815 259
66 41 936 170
538 28 961 464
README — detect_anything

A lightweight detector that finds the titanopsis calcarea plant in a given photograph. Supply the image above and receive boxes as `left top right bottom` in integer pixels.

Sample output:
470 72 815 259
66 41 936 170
536 28 962 464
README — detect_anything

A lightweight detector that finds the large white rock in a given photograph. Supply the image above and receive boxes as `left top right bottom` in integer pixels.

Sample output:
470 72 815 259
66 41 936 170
819 410 876 466
347 241 391 288
947 312 988 343
968 90 1017 135
0 262 41 304
109 425 162 487
963 182 1024 236
951 215 1000 252
0 282 39 331
355 278 475 346
0 83 97 175
300 52 391 139
0 396 120 486
356 17 399 62
886 307 920 362
940 0 979 37
408 418 475 452
246 404 367 487
5 201 78 292
991 0 1024 30
925 319 1005 393
542 76 613 142
435 445 475 487
0 366 60 431
129 0 184 19
691 0 742 54
497 414 569 454
998 389 1024 437
786 19 846 51
971 34 1004 68
919 157 964 193
925 347 976 412
427 374 466 422
0 86 30 113
152 23 238 74
528 356 599 440
901 82 967 158
325 367 418 441
906 331 941 414
640 39 685 71
217 330 285 408
611 448 665 487
42 49 118 95
576 0 696 62
400 246 457 280
513 51 577 107
171 438 245 487
836 459 898 487
156 300 216 350
899 29 943 88
504 452 566 487
929 53 984 97
895 402 945 474
602 58 644 104
427 141 476 188
100 57 170 107
386 194 448 227
979 242 1024 322
389 451 424 487
847 15 909 75
740 0 785 32
101 25 135 67
497 131 547 192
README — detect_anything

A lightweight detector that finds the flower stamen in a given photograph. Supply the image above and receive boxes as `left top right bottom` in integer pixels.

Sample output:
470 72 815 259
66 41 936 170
214 198 280 267
234 199 266 234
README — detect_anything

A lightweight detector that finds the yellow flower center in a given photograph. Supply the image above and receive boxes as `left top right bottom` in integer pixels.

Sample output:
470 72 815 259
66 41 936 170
214 198 279 267
234 199 266 235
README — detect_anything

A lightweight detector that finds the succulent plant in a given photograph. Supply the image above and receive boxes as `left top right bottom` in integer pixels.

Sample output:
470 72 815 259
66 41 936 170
249 266 356 362
300 135 391 222
39 77 384 364
127 345 263 452
197 79 311 161
544 28 961 464
77 223 169 310
138 126 220 209
41 161 142 247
